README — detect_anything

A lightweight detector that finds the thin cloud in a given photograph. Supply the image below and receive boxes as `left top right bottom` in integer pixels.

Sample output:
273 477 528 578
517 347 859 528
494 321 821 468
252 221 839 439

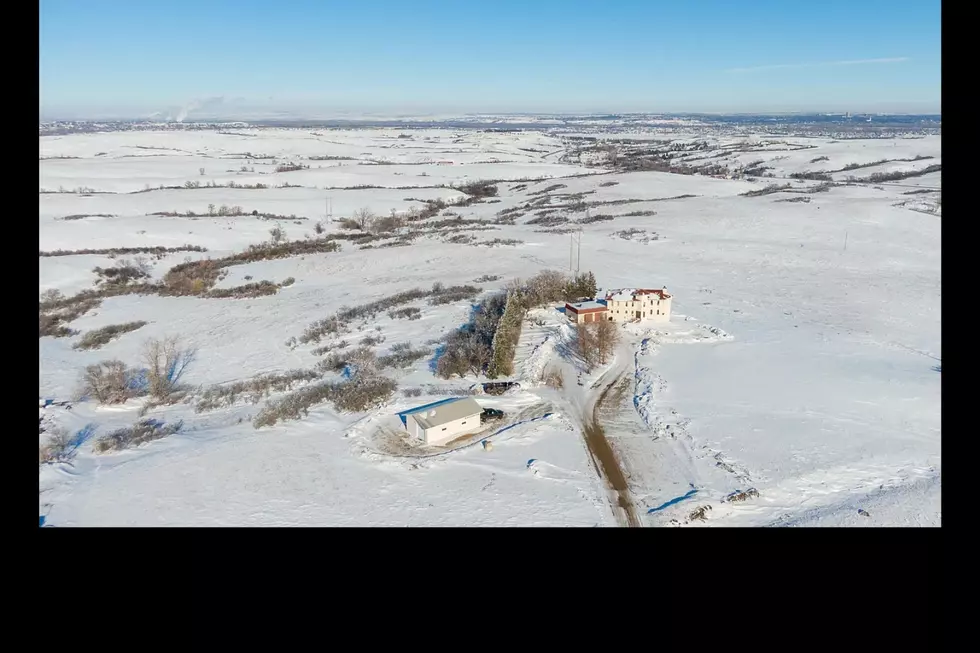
728 57 909 74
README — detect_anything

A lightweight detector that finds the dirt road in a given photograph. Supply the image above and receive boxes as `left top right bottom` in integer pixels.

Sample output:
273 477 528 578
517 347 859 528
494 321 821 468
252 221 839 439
580 369 641 528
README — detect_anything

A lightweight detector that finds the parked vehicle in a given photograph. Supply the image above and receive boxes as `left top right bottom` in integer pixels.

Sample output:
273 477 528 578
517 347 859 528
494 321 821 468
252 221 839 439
480 408 504 423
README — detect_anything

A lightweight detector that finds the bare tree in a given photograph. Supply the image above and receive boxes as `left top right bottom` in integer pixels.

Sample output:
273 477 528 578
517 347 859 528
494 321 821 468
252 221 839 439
594 318 619 364
463 339 491 376
40 288 64 303
351 207 374 230
269 224 286 244
39 427 74 464
143 336 196 399
575 323 599 371
79 360 140 404
525 269 567 306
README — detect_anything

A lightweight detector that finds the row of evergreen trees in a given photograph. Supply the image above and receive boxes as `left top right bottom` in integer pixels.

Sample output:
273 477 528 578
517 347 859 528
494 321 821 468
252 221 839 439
435 270 598 380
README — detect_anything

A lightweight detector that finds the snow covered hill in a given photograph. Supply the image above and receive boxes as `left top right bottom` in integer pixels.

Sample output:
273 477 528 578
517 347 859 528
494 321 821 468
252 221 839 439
39 126 940 527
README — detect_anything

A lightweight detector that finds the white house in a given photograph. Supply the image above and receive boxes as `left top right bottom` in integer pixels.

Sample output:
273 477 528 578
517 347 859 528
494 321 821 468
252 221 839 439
399 397 484 446
604 287 672 323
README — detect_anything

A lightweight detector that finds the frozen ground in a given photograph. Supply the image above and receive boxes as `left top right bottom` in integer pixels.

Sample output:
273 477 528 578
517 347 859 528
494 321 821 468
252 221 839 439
39 126 940 527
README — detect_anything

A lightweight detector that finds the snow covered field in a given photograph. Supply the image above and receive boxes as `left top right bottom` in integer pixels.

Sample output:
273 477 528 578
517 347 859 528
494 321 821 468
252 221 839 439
39 127 940 527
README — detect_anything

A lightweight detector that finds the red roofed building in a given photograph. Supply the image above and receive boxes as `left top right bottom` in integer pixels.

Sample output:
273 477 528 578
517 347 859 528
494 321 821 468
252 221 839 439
564 300 608 324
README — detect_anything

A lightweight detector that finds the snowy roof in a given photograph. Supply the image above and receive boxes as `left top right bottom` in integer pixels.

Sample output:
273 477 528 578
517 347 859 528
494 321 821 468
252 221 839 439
605 288 670 302
407 397 483 430
606 288 637 302
567 300 607 312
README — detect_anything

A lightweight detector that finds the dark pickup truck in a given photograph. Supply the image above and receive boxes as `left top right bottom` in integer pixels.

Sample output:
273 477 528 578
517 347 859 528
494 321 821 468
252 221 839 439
480 408 504 423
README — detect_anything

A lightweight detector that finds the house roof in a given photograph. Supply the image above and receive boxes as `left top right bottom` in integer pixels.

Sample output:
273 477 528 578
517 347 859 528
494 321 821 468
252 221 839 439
566 300 607 313
407 397 483 430
605 288 671 302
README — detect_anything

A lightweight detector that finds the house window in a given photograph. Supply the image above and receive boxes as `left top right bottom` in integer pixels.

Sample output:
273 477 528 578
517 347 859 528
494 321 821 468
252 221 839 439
441 427 447 431
461 421 466 425
657 310 660 315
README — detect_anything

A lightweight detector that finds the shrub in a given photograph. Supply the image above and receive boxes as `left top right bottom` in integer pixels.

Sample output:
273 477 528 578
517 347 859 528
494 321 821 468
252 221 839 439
311 340 348 356
299 283 483 344
860 164 941 183
59 213 116 221
428 284 481 305
740 184 791 197
314 351 349 374
196 369 320 412
162 259 225 295
526 215 569 226
275 163 308 173
473 238 523 247
527 183 567 196
253 374 397 427
598 180 619 187
378 342 430 369
473 274 501 283
621 210 657 217
93 257 152 285
205 281 280 298
388 306 422 320
370 212 405 234
542 368 565 389
456 180 499 198
142 336 196 400
79 360 145 404
789 171 833 181
73 321 148 350
332 375 397 412
269 225 286 243
94 418 183 453
360 334 385 347
40 297 101 338
40 245 206 258
577 214 614 224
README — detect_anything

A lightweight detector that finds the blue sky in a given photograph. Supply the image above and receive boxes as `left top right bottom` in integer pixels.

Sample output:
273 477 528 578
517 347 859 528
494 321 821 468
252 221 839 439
39 0 941 118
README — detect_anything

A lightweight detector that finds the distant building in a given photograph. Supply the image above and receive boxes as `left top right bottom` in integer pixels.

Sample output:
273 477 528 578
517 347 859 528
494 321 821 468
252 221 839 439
398 397 484 446
603 287 672 323
564 300 608 324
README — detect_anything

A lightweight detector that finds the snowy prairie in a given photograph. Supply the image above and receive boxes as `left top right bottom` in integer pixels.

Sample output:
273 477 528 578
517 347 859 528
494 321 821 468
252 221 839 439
39 126 940 527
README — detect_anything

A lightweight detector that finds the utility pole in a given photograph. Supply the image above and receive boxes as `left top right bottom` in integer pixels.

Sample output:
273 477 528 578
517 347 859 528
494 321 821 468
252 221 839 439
844 231 848 251
569 229 582 274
